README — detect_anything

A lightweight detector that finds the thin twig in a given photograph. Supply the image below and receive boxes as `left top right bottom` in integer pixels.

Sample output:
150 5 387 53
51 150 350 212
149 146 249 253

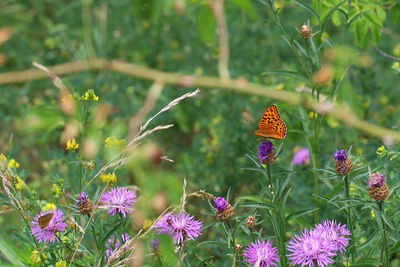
372 45 400 61
0 59 399 142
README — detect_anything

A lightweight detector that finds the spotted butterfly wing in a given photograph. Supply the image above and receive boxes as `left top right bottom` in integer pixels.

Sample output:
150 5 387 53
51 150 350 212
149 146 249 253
254 105 287 139
38 213 54 228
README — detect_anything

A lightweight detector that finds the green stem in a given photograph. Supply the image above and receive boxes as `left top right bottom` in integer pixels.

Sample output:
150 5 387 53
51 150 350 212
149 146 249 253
88 215 99 250
266 164 274 192
378 200 389 267
344 174 355 262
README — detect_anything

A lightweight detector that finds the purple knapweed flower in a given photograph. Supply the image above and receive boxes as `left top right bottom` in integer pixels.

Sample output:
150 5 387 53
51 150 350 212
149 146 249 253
333 149 347 162
100 187 137 217
258 141 275 163
155 212 203 245
368 172 386 187
150 237 160 250
243 239 280 267
76 192 89 206
105 233 131 260
287 228 337 267
30 208 67 243
293 147 310 165
214 197 227 211
314 220 351 254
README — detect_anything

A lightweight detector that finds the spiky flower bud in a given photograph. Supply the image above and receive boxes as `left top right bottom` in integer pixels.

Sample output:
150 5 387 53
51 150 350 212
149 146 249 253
300 25 312 38
333 150 353 175
76 192 94 214
216 203 234 221
368 172 389 200
245 216 257 228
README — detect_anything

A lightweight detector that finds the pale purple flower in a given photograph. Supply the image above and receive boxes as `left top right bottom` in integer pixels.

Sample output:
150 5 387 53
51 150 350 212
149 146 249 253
150 238 160 250
214 197 227 211
287 228 337 267
155 212 203 245
243 239 279 267
105 233 131 259
293 147 310 165
30 208 67 243
100 187 137 217
314 220 351 254
258 141 275 163
368 172 386 187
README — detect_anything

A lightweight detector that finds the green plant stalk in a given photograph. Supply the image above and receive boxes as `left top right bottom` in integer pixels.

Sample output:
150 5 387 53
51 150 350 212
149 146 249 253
378 200 389 267
344 174 355 262
266 164 287 266
78 101 90 193
88 214 99 250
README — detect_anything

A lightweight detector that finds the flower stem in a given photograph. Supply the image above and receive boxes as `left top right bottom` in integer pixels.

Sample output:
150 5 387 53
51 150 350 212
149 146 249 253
344 174 355 262
266 164 274 192
378 200 389 267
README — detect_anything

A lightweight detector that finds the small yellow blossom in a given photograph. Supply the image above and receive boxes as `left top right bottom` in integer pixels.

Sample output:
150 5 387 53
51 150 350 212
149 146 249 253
81 89 99 101
143 218 153 229
42 203 56 211
67 219 75 229
308 111 317 118
274 1 285 10
52 184 63 195
321 32 330 42
0 154 6 161
61 236 70 243
104 136 126 148
100 172 117 184
82 161 95 170
8 159 20 168
66 138 79 151
56 259 67 267
349 183 356 192
274 83 284 90
371 210 375 218
31 250 47 263
15 176 24 190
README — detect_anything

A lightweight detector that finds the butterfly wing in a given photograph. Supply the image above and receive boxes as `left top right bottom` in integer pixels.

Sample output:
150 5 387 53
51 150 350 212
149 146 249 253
38 213 54 228
254 105 287 139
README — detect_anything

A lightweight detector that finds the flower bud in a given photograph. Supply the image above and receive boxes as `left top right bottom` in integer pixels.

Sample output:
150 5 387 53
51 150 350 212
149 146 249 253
244 216 257 228
216 203 234 221
333 150 353 175
368 172 389 200
76 192 94 214
300 25 312 38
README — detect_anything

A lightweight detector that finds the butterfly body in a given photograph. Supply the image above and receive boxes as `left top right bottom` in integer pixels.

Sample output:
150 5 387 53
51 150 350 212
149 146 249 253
38 213 54 228
254 104 287 139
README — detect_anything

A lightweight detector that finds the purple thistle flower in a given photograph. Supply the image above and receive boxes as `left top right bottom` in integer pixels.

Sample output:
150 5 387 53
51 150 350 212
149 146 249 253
314 220 351 254
77 192 89 206
287 228 337 267
214 197 227 211
368 172 386 187
30 208 67 243
105 233 131 259
155 212 203 245
258 141 275 163
243 239 280 267
293 147 310 165
100 187 137 217
150 237 160 250
333 150 347 162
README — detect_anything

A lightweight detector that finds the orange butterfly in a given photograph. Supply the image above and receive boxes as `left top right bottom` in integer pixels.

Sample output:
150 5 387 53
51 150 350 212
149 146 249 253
254 105 287 139
38 213 54 228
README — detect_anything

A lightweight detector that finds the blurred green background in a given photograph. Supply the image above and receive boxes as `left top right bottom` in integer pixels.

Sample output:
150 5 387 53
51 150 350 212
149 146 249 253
1 0 400 265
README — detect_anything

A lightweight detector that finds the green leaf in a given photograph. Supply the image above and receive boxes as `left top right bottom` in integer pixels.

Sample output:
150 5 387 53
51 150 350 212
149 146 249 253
196 5 216 43
347 10 371 27
286 208 318 221
0 240 24 266
371 25 381 45
231 0 258 19
293 0 319 21
262 70 308 82
240 202 276 211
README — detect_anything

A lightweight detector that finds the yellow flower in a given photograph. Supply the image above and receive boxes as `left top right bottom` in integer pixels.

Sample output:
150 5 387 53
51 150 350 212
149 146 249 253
371 209 375 218
81 89 99 101
349 183 356 192
274 1 285 10
82 161 95 170
274 83 284 91
0 154 6 161
104 136 126 148
31 250 47 263
52 184 63 195
308 111 317 118
56 259 67 267
143 218 153 229
321 32 330 42
100 172 117 184
66 138 79 151
15 176 24 190
8 159 20 168
42 203 56 211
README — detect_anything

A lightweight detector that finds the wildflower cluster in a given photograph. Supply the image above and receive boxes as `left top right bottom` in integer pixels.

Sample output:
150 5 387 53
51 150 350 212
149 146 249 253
104 136 127 148
81 89 99 101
